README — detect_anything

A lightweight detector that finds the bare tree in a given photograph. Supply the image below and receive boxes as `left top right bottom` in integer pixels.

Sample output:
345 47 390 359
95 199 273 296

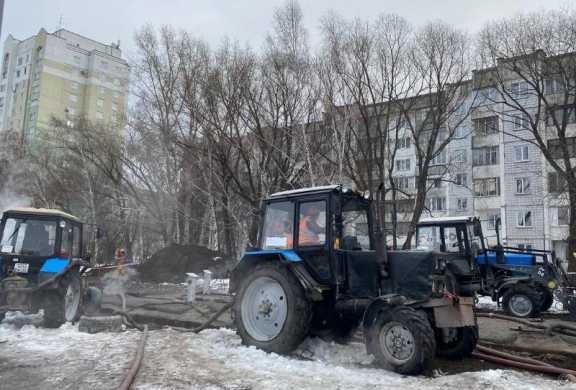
478 9 576 271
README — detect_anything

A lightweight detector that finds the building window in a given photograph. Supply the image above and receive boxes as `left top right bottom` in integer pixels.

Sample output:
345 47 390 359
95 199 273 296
487 213 500 230
548 136 576 159
73 55 81 64
397 137 411 149
510 81 529 98
396 158 411 172
549 172 566 193
517 210 533 227
393 176 412 190
68 94 78 103
473 116 499 136
430 150 447 166
427 197 446 211
431 178 443 188
454 127 467 138
455 173 467 187
17 56 23 66
557 207 570 225
517 243 533 251
472 146 499 166
97 98 104 108
513 113 530 130
452 149 467 163
545 79 564 95
457 198 468 211
16 70 20 78
515 177 530 194
546 106 576 127
514 145 529 162
474 177 500 197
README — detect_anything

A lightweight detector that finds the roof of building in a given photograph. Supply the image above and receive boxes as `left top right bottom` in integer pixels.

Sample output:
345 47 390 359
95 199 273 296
3 207 81 222
418 216 477 225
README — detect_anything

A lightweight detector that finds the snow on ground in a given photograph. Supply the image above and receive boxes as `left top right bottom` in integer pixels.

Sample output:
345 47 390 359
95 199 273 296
0 317 573 390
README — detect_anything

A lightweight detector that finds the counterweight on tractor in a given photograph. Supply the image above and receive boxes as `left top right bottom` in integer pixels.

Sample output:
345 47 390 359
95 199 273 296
230 185 479 375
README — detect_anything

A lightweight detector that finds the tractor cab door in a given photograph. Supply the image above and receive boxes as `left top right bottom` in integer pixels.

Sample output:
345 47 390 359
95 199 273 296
416 223 473 275
294 199 332 283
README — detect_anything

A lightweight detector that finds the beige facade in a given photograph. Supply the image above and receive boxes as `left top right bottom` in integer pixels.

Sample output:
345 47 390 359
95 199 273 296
0 29 129 146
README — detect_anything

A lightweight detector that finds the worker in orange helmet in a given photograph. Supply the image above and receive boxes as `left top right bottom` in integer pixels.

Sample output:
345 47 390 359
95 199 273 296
299 205 324 246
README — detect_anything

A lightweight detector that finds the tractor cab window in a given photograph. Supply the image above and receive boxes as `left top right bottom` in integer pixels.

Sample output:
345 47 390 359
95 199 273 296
60 221 74 258
342 200 370 250
0 218 57 256
298 201 326 247
444 226 464 253
262 202 294 249
416 226 441 251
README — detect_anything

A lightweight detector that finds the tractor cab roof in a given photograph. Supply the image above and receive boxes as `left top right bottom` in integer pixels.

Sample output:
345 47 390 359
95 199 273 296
268 185 365 200
2 207 81 223
418 216 478 227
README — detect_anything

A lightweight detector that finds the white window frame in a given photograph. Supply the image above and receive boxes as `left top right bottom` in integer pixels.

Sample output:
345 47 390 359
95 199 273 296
514 145 529 162
457 198 468 211
515 177 530 194
455 173 467 187
517 210 533 228
452 149 467 163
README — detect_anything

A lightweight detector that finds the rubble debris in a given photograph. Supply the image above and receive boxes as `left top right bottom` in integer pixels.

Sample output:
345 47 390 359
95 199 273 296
78 315 123 333
138 244 231 283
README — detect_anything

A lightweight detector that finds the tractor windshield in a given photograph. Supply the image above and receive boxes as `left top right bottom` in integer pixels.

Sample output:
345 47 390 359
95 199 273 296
0 218 57 256
416 226 441 251
341 199 371 250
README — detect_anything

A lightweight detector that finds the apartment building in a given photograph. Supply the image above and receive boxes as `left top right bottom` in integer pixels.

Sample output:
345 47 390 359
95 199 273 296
380 60 573 263
0 28 129 146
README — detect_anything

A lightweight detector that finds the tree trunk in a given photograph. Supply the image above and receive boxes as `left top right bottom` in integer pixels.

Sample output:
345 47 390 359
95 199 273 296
568 188 576 272
402 177 427 249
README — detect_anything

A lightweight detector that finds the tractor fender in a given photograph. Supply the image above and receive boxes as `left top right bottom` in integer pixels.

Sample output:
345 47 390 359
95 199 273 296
361 294 407 330
229 250 326 301
496 277 532 298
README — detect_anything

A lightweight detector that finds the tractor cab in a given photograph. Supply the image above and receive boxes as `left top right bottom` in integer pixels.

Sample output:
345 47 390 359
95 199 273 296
0 208 85 282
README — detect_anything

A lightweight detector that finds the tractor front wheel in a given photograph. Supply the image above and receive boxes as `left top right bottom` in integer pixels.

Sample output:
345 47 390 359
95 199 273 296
436 326 478 359
233 262 312 354
43 270 83 328
365 306 436 375
502 285 541 318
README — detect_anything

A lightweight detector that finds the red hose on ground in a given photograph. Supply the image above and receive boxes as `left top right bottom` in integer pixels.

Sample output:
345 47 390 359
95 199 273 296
472 351 576 383
476 345 554 367
118 325 149 390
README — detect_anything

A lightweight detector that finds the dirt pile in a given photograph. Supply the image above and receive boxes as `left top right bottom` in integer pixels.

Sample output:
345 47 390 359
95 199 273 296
138 244 231 282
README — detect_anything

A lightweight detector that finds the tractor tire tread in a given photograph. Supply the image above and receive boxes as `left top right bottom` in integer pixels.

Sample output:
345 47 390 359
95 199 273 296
502 284 542 318
366 305 436 375
233 261 312 355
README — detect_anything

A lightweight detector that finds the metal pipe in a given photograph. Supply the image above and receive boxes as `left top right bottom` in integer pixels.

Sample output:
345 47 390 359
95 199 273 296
472 351 576 383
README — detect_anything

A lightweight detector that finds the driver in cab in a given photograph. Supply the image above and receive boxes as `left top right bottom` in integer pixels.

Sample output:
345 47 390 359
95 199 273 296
299 205 324 245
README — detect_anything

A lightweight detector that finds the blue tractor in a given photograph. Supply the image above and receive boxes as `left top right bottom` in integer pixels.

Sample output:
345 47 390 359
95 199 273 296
416 216 575 318
230 186 480 375
0 208 100 327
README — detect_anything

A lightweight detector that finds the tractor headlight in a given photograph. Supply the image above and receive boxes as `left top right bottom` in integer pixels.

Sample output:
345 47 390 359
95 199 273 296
547 280 557 289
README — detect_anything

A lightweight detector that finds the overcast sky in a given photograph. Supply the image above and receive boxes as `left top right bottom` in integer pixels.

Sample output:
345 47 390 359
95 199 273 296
1 0 571 60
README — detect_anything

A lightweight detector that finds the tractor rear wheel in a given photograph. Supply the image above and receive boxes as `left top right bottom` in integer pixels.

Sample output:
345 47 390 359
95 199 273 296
233 262 312 354
365 306 436 375
42 270 83 328
502 285 541 318
436 326 478 359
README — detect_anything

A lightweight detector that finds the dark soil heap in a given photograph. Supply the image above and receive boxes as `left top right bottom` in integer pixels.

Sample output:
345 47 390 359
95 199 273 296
138 244 231 282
